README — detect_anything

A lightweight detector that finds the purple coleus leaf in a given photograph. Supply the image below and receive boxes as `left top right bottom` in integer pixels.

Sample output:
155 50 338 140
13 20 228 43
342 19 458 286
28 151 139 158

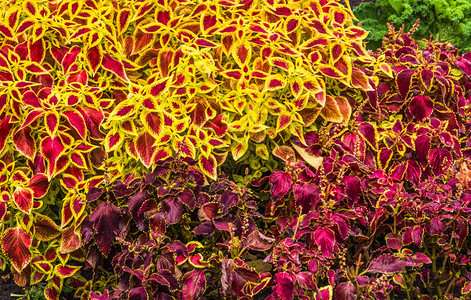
296 272 316 289
415 134 430 168
409 95 433 121
274 272 296 300
270 170 292 199
245 230 275 251
334 282 356 300
366 254 419 274
182 270 206 300
429 148 452 176
128 287 148 300
89 201 121 257
162 197 183 224
314 228 336 257
293 183 320 213
358 122 377 149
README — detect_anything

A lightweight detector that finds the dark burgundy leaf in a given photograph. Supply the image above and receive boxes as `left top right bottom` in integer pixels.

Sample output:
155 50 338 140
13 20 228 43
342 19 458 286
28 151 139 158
409 95 433 121
89 201 121 256
162 197 183 224
396 69 414 99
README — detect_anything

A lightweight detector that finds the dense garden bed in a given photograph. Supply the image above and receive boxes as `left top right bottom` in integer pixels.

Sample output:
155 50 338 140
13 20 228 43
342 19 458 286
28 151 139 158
1 0 471 299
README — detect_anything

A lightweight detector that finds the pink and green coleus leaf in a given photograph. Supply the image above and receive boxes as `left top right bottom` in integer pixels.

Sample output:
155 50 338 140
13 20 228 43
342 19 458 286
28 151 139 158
0 227 32 273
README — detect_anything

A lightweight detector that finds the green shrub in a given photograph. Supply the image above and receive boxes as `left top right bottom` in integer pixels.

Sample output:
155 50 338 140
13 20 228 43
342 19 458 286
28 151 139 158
354 0 471 51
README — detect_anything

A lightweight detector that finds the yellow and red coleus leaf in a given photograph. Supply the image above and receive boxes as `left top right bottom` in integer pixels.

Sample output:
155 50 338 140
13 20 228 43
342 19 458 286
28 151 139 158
55 264 80 278
102 54 129 82
265 74 286 91
200 13 219 35
44 282 60 300
105 130 124 152
319 64 347 79
351 67 373 91
13 187 34 214
59 226 81 254
34 214 61 242
85 45 103 75
117 8 132 34
320 95 351 123
44 111 60 137
135 132 157 168
62 109 87 140
21 108 43 128
233 41 252 67
0 115 12 152
29 38 46 64
149 77 171 97
0 227 32 273
198 153 217 180
40 136 65 179
29 174 49 198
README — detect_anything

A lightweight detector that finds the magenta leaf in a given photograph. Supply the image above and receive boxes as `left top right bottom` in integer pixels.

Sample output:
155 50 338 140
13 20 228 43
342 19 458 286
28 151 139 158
314 228 336 257
428 148 452 176
274 272 296 300
293 184 320 213
334 282 356 300
128 287 148 300
367 255 419 274
270 170 292 199
358 122 377 149
182 270 206 300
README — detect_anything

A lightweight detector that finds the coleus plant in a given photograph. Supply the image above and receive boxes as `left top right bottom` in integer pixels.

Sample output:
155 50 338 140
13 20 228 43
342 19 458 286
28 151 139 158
82 25 471 298
0 0 377 297
278 23 471 299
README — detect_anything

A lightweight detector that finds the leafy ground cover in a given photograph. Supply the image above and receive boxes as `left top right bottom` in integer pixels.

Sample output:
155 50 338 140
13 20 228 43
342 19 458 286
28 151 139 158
1 0 471 299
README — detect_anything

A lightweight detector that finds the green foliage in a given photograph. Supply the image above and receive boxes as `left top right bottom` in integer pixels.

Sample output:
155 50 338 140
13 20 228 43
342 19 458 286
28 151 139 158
354 0 471 51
